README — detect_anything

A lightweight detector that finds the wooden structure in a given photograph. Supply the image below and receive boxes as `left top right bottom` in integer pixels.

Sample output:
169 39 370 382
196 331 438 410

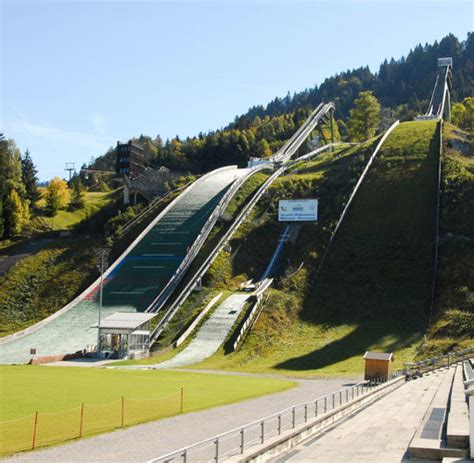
364 351 394 380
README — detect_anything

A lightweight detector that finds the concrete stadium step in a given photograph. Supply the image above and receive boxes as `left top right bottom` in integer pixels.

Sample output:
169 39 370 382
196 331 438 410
150 293 250 369
447 365 469 449
265 369 460 463
408 365 469 461
0 169 245 365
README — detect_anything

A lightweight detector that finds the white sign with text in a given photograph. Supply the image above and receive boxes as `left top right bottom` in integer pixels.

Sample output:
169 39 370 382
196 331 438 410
278 199 318 222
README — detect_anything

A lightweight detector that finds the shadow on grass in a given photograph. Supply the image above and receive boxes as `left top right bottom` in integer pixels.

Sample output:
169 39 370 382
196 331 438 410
273 123 439 372
275 323 422 371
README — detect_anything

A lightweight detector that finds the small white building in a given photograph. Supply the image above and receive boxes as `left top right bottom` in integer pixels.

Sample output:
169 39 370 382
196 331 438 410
92 312 157 359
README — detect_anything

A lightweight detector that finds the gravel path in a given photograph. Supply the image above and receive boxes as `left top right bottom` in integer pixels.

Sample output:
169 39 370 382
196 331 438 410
4 374 358 463
0 239 53 276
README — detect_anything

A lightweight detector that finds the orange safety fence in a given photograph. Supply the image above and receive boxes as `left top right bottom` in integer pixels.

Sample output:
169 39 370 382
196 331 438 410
0 389 183 456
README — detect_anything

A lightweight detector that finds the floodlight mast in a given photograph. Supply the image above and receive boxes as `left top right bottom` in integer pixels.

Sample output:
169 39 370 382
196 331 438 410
96 248 110 357
65 162 75 181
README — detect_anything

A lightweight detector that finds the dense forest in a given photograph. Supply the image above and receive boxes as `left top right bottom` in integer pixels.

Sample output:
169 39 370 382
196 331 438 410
85 33 473 177
237 33 473 123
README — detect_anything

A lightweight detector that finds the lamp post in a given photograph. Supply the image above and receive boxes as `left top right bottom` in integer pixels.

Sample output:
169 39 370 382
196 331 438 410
96 248 110 357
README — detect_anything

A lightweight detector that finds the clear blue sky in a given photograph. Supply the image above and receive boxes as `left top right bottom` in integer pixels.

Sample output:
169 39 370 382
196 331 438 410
1 0 472 180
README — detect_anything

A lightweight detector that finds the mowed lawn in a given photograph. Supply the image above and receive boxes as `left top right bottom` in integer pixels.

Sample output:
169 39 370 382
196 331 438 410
0 365 295 421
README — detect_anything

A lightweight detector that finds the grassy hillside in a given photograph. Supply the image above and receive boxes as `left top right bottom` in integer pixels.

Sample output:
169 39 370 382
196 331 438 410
422 123 474 356
190 121 440 376
34 190 118 232
0 239 100 336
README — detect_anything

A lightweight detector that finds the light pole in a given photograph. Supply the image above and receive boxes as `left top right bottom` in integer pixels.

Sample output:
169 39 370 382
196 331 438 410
96 248 110 357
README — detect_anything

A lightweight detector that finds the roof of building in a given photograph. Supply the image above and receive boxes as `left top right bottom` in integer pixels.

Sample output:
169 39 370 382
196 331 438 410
91 312 157 331
363 351 394 361
129 166 183 197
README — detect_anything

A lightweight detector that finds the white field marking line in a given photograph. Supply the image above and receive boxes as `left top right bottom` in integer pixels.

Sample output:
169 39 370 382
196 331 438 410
109 291 145 295
158 231 190 234
143 254 174 257
133 266 166 269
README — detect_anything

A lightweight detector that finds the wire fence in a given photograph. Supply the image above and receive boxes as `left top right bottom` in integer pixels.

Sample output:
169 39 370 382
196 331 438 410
0 389 183 456
150 374 404 463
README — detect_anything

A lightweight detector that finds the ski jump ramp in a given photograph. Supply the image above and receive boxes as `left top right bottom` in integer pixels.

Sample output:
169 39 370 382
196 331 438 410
0 167 248 364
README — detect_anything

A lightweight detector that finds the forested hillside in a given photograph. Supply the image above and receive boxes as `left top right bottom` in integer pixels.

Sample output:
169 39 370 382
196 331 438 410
238 33 473 123
88 33 472 178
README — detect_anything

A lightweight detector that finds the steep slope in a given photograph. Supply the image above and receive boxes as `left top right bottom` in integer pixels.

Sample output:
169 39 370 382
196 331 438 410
423 123 474 355
192 121 440 376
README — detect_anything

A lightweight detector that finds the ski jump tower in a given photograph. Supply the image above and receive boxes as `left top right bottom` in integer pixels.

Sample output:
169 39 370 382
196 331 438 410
418 57 453 121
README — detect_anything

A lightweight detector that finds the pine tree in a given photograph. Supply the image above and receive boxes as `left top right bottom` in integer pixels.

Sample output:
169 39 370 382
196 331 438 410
69 176 85 210
21 150 41 205
4 189 26 237
0 136 29 238
0 198 3 239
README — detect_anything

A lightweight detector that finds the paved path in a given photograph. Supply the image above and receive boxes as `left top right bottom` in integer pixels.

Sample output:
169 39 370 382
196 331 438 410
152 294 249 369
0 239 53 276
272 369 450 463
4 375 356 462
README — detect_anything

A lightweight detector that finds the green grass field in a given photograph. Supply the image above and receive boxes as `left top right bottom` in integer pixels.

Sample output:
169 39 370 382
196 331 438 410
0 365 294 454
0 366 294 420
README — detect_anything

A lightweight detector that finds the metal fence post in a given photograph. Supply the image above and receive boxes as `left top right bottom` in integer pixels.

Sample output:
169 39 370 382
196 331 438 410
346 388 349 403
121 396 125 427
292 407 296 428
332 394 335 409
339 391 342 406
182 449 187 463
240 428 245 454
278 414 282 435
261 420 265 444
215 437 219 463
79 403 84 438
304 404 308 422
315 400 318 417
324 397 327 413
31 411 39 450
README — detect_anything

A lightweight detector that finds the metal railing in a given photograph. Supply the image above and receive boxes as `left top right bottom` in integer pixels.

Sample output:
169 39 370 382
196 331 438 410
404 347 474 377
271 102 335 163
146 165 265 316
113 182 193 239
148 372 403 463
148 143 339 345
463 359 474 459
